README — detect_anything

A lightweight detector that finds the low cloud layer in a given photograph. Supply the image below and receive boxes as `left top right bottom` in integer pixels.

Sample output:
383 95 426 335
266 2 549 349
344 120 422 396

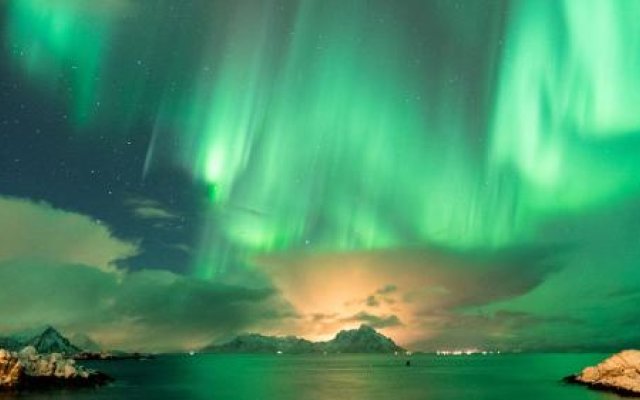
0 196 292 351
0 196 138 272
249 196 640 351
342 312 403 329
253 246 564 347
3 195 640 352
0 260 292 351
126 197 181 221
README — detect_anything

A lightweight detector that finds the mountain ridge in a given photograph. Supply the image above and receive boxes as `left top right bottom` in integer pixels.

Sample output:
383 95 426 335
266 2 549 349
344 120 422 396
202 324 405 354
27 326 82 354
0 326 81 354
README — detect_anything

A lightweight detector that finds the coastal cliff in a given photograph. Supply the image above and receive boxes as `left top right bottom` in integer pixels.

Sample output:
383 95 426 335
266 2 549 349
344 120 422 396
0 346 112 390
565 350 640 396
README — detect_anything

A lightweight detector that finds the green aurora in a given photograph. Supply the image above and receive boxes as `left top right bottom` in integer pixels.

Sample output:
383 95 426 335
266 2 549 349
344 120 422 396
3 0 640 350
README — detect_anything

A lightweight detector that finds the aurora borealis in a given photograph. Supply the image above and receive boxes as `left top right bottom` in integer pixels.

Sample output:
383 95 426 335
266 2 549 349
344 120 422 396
1 0 640 352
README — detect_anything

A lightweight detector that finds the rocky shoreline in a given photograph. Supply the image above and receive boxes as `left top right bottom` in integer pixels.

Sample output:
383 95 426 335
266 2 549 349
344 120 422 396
564 350 640 397
74 351 154 361
0 347 112 391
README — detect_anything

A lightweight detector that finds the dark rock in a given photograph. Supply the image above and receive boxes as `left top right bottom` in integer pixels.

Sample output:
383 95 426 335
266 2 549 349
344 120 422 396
19 370 114 390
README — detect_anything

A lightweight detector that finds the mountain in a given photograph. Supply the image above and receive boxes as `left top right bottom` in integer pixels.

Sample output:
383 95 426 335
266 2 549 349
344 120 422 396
70 333 102 352
26 326 81 354
0 327 151 359
0 337 22 352
203 325 405 354
205 334 318 354
0 326 81 354
323 324 404 353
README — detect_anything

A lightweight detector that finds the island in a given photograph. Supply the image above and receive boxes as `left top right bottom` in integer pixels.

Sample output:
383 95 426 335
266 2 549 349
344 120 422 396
202 324 406 354
564 350 640 396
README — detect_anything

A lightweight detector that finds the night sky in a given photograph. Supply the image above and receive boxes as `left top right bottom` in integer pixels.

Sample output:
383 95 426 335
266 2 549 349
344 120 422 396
1 0 640 352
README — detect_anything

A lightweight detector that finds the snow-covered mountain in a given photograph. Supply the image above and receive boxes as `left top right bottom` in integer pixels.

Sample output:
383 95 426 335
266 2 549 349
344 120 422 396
0 326 81 354
27 326 81 354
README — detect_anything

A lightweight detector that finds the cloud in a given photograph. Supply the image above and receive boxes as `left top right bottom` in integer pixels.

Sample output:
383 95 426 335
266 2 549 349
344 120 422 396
0 260 292 352
125 197 180 221
310 313 338 322
0 196 294 351
0 196 138 272
252 245 563 345
342 312 402 329
365 295 379 307
408 309 584 350
6 194 632 352
168 243 192 254
134 207 178 220
376 284 397 295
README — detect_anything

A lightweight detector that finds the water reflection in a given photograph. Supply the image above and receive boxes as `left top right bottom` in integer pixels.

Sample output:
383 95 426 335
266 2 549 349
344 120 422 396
0 354 618 400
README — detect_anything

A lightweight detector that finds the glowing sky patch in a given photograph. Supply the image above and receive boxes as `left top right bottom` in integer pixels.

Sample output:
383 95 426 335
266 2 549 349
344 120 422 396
253 246 559 345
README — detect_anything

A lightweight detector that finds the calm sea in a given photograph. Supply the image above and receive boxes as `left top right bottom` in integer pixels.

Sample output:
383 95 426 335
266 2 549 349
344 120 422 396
0 353 619 399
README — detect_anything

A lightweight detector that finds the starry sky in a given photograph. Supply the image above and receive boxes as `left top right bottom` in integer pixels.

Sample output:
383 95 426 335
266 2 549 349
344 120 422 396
1 0 640 352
